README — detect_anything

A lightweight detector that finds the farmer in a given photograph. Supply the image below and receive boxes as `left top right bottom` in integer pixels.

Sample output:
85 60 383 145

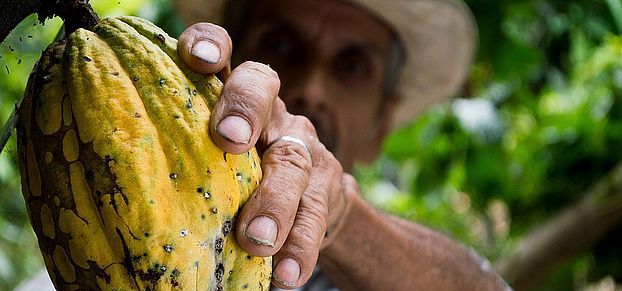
173 0 511 290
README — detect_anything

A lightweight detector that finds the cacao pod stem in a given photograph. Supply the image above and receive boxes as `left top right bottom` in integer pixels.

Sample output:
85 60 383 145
0 106 17 154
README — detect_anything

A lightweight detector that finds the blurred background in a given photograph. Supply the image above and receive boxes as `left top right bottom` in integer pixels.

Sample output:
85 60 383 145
1 0 622 290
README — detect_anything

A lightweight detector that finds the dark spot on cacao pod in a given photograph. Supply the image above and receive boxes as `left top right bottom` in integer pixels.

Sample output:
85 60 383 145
169 269 180 287
242 284 249 289
159 78 166 85
112 72 119 76
163 244 174 253
201 214 206 220
169 173 178 179
212 207 218 214
192 89 197 95
223 152 227 162
246 255 252 260
222 219 232 236
138 263 167 285
82 56 91 62
144 232 150 237
215 237 223 254
104 155 116 167
215 263 224 290
156 34 166 43
85 169 94 180
133 77 140 82
197 187 204 193
173 114 180 119
133 112 141 118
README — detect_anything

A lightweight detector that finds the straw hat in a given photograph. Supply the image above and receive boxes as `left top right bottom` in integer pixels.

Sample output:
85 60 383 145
173 0 476 128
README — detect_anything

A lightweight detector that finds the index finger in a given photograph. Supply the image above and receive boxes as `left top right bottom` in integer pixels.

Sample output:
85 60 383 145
209 61 281 154
178 22 232 75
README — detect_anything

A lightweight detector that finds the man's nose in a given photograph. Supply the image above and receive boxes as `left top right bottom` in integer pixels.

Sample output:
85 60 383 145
284 67 328 114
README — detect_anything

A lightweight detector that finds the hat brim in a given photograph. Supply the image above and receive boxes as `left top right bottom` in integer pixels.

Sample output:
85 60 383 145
173 0 476 128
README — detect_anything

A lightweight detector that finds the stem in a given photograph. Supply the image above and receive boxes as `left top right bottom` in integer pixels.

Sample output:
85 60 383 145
0 107 17 154
43 0 99 36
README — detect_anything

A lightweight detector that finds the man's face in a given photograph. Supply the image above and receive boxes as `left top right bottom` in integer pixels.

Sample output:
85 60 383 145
234 0 398 171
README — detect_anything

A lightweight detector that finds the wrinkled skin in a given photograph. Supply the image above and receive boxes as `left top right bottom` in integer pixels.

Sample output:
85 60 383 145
178 0 510 290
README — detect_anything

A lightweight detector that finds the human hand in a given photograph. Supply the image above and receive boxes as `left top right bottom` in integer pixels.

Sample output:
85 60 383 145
178 23 353 289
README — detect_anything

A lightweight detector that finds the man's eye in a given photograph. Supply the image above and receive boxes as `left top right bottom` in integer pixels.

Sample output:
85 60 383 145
335 51 373 81
258 29 298 59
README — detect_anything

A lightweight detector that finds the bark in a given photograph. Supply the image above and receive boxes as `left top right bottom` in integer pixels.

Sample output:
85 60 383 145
496 163 622 290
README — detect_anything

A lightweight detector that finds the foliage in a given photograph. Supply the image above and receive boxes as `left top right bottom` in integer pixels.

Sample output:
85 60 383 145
358 0 622 289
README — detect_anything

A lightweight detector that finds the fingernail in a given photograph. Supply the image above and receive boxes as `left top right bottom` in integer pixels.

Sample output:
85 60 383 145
245 216 277 247
191 40 221 64
274 258 300 287
217 116 252 144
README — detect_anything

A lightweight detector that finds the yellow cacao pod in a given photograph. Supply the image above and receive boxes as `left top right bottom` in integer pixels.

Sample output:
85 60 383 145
16 16 271 290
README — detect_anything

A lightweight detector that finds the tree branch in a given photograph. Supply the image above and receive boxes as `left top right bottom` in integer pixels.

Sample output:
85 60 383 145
496 163 622 290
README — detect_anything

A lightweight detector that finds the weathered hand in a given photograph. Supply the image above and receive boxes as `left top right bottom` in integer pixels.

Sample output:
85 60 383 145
178 23 352 289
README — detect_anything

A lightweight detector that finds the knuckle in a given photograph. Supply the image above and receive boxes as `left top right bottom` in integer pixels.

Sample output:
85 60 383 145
299 196 329 228
264 142 313 175
239 61 281 87
259 181 300 207
293 115 316 135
